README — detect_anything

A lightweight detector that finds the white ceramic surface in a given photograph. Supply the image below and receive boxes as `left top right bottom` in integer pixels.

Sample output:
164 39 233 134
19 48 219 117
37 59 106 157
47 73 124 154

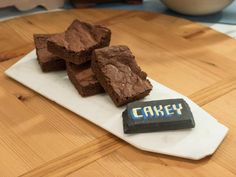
161 0 234 15
5 50 228 160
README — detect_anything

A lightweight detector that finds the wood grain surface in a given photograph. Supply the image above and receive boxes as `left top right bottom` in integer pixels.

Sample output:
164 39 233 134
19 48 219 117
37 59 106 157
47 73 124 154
0 9 236 177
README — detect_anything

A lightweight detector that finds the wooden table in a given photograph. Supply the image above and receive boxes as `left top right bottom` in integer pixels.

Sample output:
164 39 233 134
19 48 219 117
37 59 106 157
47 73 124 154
0 9 236 177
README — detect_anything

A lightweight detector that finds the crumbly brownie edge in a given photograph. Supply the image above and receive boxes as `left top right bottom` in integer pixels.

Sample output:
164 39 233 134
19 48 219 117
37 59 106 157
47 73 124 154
80 84 104 97
97 26 111 48
91 57 114 100
47 26 111 65
34 34 66 72
48 38 111 65
40 59 66 72
34 34 44 68
67 63 104 97
91 52 152 107
91 56 122 106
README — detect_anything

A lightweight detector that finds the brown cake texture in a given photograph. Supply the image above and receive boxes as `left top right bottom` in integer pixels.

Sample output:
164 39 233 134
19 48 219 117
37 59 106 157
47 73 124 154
47 19 111 65
34 34 66 72
67 62 104 97
91 45 153 107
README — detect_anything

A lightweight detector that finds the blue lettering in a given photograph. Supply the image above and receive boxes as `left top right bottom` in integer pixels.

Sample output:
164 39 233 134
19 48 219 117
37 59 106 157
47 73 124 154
164 105 174 118
129 103 184 120
173 103 183 116
130 107 143 120
153 105 164 117
143 106 154 118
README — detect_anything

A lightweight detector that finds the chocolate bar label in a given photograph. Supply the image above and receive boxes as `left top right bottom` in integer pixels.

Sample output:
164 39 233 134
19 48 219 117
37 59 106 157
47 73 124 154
130 103 183 120
123 99 195 134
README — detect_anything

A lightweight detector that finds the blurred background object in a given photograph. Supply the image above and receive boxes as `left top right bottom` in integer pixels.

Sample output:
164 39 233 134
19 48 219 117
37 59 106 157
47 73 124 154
0 0 235 25
161 0 234 15
70 0 143 8
0 0 65 11
0 0 143 11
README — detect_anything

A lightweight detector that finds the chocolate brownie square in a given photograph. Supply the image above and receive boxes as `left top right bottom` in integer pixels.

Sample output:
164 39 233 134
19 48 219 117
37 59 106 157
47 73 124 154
91 45 153 107
34 34 66 72
67 62 104 97
47 19 111 65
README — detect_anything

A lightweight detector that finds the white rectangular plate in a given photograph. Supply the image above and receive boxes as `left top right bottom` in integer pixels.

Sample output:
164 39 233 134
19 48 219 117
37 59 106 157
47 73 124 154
5 50 228 160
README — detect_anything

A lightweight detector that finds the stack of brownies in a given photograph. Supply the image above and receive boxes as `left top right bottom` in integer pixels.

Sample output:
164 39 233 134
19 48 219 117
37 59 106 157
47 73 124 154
34 19 152 107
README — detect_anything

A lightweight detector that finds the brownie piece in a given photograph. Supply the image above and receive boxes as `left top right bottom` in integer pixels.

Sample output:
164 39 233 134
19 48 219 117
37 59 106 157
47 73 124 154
47 19 111 65
34 34 66 72
67 62 104 97
91 45 153 107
